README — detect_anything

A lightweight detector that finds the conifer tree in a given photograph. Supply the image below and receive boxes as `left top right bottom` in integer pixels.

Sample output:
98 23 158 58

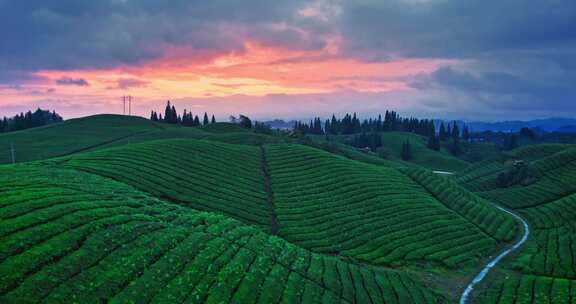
401 140 413 160
463 126 471 142
203 112 209 126
439 122 447 141
452 121 460 140
164 101 173 123
427 135 441 151
211 115 216 124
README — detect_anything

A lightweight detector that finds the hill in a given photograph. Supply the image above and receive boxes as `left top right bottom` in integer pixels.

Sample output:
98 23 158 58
0 164 443 303
3 114 569 303
0 115 287 165
380 132 470 171
456 145 576 303
53 139 517 273
0 115 164 164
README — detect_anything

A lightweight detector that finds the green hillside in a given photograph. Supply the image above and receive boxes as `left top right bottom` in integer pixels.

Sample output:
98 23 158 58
0 115 166 164
60 140 272 231
265 144 516 271
0 165 443 303
380 132 470 171
0 115 288 165
1 114 574 303
457 145 576 303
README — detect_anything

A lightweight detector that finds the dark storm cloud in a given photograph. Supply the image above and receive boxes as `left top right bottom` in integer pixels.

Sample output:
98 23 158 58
1 0 575 117
55 77 89 86
336 0 576 59
332 0 576 115
0 0 321 73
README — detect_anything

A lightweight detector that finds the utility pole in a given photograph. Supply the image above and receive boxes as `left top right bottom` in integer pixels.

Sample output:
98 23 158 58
122 96 126 115
129 96 132 116
10 142 15 164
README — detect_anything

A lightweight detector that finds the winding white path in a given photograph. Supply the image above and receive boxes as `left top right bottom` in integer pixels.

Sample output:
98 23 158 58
459 206 530 304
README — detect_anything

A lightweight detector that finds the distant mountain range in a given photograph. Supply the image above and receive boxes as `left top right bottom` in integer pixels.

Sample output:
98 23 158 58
263 117 576 133
467 118 576 133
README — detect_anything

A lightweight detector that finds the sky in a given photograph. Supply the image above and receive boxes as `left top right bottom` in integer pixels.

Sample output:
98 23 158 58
0 0 575 121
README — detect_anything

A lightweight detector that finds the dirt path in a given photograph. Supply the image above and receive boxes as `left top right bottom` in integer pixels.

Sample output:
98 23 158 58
260 146 279 235
459 206 530 304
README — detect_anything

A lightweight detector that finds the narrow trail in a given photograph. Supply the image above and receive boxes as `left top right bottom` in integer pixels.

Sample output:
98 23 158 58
260 146 279 235
459 206 530 304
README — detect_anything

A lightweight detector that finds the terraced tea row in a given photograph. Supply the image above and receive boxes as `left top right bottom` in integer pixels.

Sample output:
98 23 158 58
60 139 272 231
468 167 576 302
477 273 576 304
456 144 574 193
265 144 517 270
481 147 576 209
0 165 443 303
402 168 517 241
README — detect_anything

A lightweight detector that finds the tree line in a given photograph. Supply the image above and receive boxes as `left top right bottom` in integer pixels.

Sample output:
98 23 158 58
0 108 63 133
150 101 216 126
293 111 472 156
294 111 437 137
427 121 471 156
149 102 272 134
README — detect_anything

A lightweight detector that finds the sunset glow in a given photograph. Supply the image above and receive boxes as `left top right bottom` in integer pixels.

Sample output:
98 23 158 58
1 1 575 120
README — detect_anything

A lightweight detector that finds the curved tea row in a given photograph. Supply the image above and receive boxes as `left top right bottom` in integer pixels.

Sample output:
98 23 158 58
0 165 442 303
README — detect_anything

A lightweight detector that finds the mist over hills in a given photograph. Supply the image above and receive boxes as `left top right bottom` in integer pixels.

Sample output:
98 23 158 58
264 117 576 133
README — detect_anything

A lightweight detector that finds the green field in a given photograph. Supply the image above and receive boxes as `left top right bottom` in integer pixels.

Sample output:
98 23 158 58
0 115 575 303
456 145 576 303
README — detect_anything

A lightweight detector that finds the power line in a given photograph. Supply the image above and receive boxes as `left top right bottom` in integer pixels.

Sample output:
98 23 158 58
121 96 134 116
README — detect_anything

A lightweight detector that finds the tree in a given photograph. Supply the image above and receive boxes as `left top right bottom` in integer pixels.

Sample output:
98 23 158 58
401 140 413 160
254 121 272 134
150 111 159 121
238 115 252 129
504 134 519 150
451 121 460 140
439 122 447 141
462 126 471 142
211 115 216 124
163 101 178 124
171 105 177 123
450 138 462 156
1 108 63 133
203 112 209 126
427 135 441 151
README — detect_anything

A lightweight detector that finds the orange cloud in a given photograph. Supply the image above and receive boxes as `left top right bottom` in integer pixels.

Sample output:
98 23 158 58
1 41 454 118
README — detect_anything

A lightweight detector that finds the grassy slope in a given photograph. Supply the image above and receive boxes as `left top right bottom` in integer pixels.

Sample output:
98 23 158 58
0 116 287 165
0 163 443 303
380 132 469 172
0 115 543 302
318 132 471 172
457 145 576 303
0 115 165 164
58 139 272 231
265 144 517 272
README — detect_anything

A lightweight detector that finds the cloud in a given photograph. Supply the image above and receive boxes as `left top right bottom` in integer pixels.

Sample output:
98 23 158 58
0 1 324 72
335 0 576 60
106 78 150 90
410 64 576 115
55 77 90 86
0 0 575 120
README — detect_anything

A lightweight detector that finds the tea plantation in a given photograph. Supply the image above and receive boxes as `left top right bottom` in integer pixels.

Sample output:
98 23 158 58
0 115 575 303
457 146 576 303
